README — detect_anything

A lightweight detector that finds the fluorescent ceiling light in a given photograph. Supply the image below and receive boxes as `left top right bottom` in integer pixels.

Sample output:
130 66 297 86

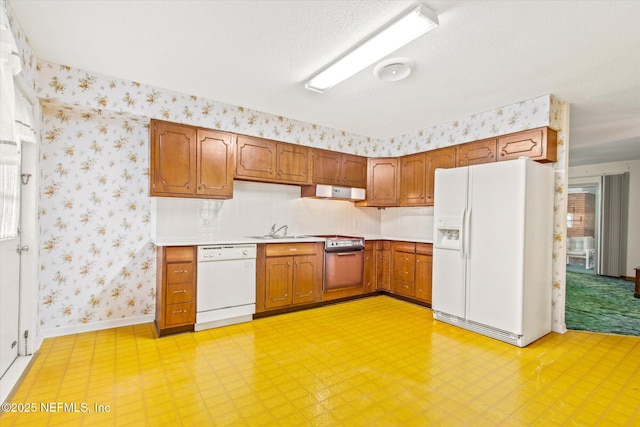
305 4 438 93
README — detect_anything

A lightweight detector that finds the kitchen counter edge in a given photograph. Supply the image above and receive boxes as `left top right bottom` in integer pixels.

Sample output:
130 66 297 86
152 235 433 246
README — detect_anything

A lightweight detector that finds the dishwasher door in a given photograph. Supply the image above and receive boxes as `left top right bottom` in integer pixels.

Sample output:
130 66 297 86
196 245 256 331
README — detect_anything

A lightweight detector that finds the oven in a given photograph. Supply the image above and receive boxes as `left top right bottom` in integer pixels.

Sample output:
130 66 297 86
322 236 365 290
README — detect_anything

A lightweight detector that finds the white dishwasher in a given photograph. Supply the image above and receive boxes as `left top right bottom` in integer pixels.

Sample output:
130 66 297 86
195 244 257 331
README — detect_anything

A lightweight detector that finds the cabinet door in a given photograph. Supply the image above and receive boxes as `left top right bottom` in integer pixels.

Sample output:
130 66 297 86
497 127 557 163
196 129 235 198
363 243 376 293
400 152 427 206
415 254 433 303
341 154 367 188
312 149 342 185
375 243 391 291
265 256 293 309
457 138 497 167
392 251 415 297
367 158 399 207
235 135 277 180
425 146 456 205
150 120 196 196
292 255 317 304
277 144 310 184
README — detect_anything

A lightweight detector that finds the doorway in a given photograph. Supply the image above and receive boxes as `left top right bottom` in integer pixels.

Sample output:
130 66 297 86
0 85 39 402
566 184 599 275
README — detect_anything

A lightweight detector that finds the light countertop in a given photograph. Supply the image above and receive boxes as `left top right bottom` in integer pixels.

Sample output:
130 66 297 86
152 234 432 246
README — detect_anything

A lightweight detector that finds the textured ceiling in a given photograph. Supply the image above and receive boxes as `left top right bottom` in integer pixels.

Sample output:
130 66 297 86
9 0 640 166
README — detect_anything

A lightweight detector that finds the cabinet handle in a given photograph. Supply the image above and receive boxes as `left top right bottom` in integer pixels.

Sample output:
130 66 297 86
187 184 192 189
198 185 203 190
287 261 291 267
172 289 188 294
289 248 297 251
417 259 421 263
172 309 187 314
174 269 188 273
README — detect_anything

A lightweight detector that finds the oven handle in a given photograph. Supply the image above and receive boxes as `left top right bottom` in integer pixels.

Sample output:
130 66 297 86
325 248 364 254
336 252 358 256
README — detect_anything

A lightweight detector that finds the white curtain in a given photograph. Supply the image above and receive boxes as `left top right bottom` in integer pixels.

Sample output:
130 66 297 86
0 7 24 240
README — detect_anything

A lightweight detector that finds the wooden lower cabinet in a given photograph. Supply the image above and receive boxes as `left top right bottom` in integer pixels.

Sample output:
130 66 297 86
155 246 196 336
389 241 433 304
391 242 416 297
363 241 376 293
375 241 391 291
415 243 433 304
257 243 323 313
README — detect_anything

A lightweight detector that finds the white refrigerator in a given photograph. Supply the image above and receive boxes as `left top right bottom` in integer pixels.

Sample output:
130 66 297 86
432 157 554 347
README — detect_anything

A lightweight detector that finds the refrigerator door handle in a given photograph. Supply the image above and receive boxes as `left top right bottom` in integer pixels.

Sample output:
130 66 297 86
460 208 467 259
465 208 472 259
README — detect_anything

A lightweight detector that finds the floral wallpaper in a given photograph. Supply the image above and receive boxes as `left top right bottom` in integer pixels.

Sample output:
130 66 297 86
38 105 155 329
550 98 569 333
36 61 379 156
382 95 554 157
27 39 568 332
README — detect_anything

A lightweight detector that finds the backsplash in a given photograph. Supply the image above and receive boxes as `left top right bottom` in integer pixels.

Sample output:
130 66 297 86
152 181 382 240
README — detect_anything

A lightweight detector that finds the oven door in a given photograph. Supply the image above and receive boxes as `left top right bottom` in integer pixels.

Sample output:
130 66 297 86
324 250 364 290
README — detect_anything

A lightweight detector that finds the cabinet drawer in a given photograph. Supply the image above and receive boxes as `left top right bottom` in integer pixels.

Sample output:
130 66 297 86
167 262 194 284
166 283 193 304
416 243 433 255
393 279 415 297
393 252 415 279
165 303 194 326
165 246 195 262
266 243 318 257
392 241 416 253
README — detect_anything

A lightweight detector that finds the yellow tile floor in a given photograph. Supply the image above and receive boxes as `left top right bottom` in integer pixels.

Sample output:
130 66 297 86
1 296 639 426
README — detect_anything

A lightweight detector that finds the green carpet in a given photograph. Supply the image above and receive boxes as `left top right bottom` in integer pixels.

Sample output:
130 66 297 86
565 271 640 336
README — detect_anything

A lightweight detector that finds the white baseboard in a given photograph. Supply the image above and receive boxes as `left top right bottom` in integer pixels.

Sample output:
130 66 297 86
40 315 155 339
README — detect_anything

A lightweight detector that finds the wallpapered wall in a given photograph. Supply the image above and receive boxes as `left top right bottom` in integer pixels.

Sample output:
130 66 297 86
4 0 567 334
38 106 155 328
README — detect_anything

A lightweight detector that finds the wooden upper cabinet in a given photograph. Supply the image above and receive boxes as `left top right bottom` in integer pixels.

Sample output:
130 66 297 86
150 120 234 199
400 152 427 206
196 129 235 198
425 146 456 205
311 149 367 188
457 138 497 167
235 135 277 181
341 154 367 188
364 158 399 207
236 135 310 184
497 127 557 163
150 120 197 196
312 149 341 185
277 143 311 184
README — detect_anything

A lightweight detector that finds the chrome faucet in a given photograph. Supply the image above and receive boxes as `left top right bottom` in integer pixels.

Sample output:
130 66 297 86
269 223 288 238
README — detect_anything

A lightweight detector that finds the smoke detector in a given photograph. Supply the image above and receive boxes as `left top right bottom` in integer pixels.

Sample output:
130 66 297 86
373 58 414 82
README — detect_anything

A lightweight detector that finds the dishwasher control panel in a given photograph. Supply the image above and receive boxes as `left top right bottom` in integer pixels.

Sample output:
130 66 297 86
198 244 257 262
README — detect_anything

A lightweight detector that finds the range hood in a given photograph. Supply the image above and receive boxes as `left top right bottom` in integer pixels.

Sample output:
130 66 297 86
301 184 366 201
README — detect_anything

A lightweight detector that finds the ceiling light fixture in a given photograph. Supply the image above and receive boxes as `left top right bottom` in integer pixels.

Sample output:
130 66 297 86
304 4 438 93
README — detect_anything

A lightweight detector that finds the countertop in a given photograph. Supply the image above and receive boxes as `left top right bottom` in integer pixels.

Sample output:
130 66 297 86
152 234 432 246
